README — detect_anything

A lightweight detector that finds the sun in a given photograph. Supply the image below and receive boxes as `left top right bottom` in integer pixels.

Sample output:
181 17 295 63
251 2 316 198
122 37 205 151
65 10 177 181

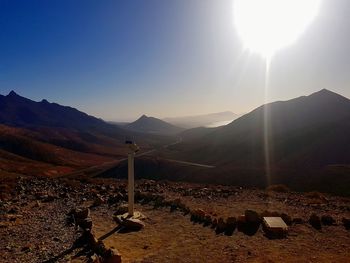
233 0 321 58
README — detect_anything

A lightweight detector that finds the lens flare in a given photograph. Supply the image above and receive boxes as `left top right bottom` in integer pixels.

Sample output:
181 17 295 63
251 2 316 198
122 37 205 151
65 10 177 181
234 0 321 58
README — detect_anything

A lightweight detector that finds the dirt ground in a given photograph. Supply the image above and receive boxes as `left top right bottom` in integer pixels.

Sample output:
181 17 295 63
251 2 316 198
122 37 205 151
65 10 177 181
1 177 350 263
92 204 350 263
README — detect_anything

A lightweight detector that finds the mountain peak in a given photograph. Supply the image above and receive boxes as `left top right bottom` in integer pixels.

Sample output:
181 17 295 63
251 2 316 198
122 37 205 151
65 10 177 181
126 114 183 135
7 90 19 97
139 114 148 119
310 89 347 99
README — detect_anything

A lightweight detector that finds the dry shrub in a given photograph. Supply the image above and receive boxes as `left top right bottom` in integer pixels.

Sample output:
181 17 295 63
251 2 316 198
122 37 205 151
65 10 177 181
266 184 290 193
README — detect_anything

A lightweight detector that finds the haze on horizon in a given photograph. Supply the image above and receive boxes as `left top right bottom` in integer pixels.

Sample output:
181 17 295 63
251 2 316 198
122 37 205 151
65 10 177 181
1 0 350 121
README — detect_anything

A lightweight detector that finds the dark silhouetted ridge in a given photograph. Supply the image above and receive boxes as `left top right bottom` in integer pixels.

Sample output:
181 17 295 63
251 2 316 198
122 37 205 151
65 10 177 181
125 115 184 135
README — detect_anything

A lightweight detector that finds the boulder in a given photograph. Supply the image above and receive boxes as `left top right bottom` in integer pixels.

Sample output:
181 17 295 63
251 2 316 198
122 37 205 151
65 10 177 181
240 211 261 236
203 215 212 226
78 217 93 231
191 209 206 222
215 217 226 234
104 248 122 263
90 254 101 263
342 218 350 230
321 215 335 226
245 210 261 224
74 207 90 220
309 213 322 230
262 217 288 239
211 218 218 228
225 217 237 235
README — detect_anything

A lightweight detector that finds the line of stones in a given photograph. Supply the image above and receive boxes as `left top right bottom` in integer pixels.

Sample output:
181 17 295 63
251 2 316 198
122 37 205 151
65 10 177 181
134 191 350 234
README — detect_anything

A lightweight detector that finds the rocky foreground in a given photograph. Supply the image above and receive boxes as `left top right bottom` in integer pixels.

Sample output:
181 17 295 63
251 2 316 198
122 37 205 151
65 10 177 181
1 176 350 263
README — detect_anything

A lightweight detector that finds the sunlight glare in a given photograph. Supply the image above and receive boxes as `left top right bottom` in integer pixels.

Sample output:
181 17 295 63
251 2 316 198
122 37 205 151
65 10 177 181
233 0 321 58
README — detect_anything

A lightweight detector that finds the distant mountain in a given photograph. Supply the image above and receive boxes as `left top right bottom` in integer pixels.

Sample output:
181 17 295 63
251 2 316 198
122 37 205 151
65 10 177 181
168 89 350 194
125 115 184 135
0 91 113 130
163 111 239 129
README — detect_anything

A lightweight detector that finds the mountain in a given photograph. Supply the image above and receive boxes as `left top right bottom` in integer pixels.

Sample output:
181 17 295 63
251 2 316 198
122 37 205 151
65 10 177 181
0 90 114 130
0 91 173 177
166 89 350 194
163 111 239 129
125 115 184 135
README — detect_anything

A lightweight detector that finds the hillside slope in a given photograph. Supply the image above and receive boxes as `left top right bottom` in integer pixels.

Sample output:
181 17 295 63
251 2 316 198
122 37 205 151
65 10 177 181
125 115 184 135
165 89 350 192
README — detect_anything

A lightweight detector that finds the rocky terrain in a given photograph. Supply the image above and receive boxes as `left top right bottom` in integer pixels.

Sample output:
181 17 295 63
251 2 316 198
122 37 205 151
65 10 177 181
1 176 350 263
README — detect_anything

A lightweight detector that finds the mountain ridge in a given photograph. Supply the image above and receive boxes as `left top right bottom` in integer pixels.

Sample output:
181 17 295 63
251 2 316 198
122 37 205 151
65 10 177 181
125 114 184 135
0 90 110 130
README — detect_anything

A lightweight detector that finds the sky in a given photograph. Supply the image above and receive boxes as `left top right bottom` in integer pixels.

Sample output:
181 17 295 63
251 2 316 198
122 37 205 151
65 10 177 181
1 0 350 121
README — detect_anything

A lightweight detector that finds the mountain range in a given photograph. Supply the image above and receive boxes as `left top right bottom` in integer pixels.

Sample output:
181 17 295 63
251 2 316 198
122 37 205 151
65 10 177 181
165 89 350 194
1 89 349 195
0 91 112 130
0 91 170 177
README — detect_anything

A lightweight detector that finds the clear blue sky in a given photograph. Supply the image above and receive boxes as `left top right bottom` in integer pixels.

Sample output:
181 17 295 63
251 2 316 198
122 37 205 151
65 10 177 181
1 0 350 121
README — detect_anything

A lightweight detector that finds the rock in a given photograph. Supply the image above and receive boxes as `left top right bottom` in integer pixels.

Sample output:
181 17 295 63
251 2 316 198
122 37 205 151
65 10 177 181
262 217 288 239
181 205 190 215
78 217 93 231
225 217 237 235
191 209 206 222
240 211 260 236
122 218 145 230
215 217 226 234
342 218 350 230
115 204 129 216
321 215 335 226
309 213 322 230
73 207 90 220
104 248 122 263
212 218 218 228
292 218 303 224
245 210 261 224
90 254 101 263
204 215 213 226
281 213 292 226
81 231 99 249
